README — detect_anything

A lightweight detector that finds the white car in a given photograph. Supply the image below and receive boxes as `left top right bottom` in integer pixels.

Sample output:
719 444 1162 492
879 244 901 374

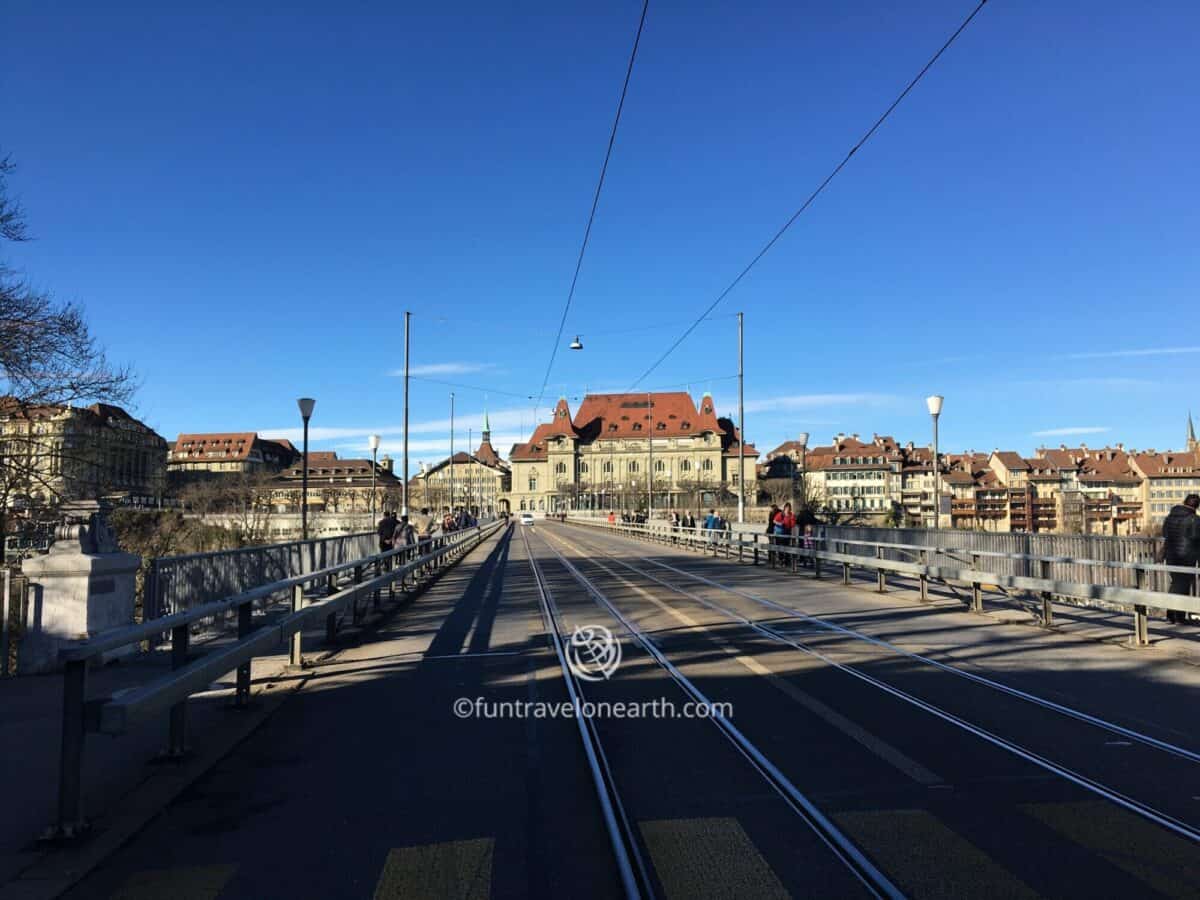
519 513 535 526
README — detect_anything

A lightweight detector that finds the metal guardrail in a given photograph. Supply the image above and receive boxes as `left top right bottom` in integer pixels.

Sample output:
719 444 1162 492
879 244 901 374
144 530 379 633
47 520 506 840
566 519 1200 647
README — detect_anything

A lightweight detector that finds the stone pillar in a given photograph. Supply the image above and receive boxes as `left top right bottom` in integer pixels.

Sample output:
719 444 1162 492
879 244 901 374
19 500 141 674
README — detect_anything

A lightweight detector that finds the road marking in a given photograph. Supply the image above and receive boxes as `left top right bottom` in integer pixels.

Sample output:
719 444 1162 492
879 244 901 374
109 864 236 900
734 654 943 787
834 809 1039 900
1022 801 1200 897
561 536 944 787
639 817 789 899
373 837 493 900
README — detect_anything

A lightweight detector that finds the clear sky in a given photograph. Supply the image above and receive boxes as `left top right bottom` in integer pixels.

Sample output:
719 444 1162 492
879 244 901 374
4 1 1198 468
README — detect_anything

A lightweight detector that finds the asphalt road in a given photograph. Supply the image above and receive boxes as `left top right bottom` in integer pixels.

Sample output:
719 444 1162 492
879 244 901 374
63 522 1200 899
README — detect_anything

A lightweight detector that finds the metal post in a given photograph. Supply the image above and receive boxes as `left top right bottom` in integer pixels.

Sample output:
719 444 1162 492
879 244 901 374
352 565 363 625
168 624 189 757
970 552 983 613
235 601 252 707
370 445 378 521
1133 567 1149 646
325 572 338 643
56 658 88 836
373 558 382 609
876 545 886 592
647 392 653 518
919 550 929 601
402 310 411 516
842 561 851 585
301 415 310 541
737 311 745 524
289 583 304 667
449 392 455 522
1040 559 1054 626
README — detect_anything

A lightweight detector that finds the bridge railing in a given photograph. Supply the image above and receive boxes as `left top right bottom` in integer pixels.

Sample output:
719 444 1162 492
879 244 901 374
144 530 379 629
47 519 506 840
565 518 1199 644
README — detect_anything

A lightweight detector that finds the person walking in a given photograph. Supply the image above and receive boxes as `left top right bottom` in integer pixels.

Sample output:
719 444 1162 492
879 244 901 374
1158 493 1200 624
377 509 397 553
765 504 780 566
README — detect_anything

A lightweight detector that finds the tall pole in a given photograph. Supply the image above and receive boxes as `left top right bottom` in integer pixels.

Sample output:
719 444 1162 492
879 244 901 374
647 392 653 517
402 311 411 516
927 395 944 530
297 398 315 541
449 392 455 517
468 427 473 517
737 311 745 524
371 447 378 519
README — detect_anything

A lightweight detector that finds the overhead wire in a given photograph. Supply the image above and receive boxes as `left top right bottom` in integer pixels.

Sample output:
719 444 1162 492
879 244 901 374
535 0 650 412
628 0 990 389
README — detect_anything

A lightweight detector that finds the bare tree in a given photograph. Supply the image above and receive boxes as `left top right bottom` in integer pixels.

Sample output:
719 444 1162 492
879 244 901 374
0 155 137 543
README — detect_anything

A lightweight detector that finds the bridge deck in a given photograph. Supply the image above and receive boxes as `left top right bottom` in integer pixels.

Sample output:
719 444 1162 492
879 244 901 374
51 523 1200 898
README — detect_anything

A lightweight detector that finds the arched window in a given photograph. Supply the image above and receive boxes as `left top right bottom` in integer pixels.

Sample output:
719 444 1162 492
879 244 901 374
702 458 713 472
529 476 538 491
602 460 613 474
555 462 567 475
628 461 639 473
520 500 526 511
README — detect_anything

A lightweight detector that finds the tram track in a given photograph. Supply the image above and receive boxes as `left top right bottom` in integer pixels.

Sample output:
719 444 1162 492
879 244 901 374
538 524 1200 896
521 524 903 899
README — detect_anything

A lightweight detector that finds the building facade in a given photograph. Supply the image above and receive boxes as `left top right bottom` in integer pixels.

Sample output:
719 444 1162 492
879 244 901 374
168 432 298 476
508 392 757 514
409 424 511 516
0 398 167 512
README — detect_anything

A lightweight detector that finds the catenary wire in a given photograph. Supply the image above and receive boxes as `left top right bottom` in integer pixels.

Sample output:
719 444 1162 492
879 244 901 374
536 0 650 411
628 0 989 389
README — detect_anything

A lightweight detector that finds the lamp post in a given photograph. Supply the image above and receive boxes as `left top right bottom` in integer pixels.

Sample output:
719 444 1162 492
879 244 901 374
926 395 944 529
737 311 745 523
402 311 411 516
647 392 653 518
368 434 380 521
297 397 315 540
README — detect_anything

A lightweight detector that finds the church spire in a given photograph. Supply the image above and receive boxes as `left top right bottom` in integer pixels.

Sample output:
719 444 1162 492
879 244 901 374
1189 410 1197 451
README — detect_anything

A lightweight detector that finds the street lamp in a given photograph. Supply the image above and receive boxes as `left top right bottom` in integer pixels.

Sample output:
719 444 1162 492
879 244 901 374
368 433 381 521
297 397 315 540
569 335 584 350
926 395 944 530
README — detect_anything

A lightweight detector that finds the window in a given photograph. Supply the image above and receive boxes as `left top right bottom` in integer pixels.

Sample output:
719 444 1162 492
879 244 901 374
628 461 639 473
702 459 713 472
529 477 538 491
654 460 665 473
580 462 589 474
602 460 613 474
633 423 642 431
555 462 567 475
680 460 691 472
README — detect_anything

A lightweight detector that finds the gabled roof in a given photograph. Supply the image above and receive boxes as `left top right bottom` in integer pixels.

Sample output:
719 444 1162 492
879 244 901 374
572 392 721 440
991 451 1030 471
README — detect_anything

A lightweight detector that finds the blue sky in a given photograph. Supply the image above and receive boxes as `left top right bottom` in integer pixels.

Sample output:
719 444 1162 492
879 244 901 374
4 0 1198 467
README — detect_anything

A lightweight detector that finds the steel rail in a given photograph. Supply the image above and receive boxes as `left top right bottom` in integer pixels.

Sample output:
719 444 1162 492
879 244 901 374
534 528 905 900
519 526 651 900
553 528 1200 845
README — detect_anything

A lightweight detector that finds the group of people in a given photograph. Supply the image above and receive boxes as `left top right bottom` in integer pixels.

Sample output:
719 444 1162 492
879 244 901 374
764 502 817 567
375 506 479 553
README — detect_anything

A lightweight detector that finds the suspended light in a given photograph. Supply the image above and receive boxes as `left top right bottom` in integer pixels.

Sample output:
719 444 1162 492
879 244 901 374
569 336 584 350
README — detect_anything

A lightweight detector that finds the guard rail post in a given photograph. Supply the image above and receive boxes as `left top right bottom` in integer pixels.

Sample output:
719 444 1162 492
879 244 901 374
166 624 189 757
1040 559 1054 627
289 583 304 667
919 550 929 601
54 658 88 838
234 600 252 707
791 536 798 574
373 558 382 610
738 531 744 564
752 533 759 566
876 545 886 593
352 565 363 625
1132 567 1150 647
325 572 338 643
813 541 822 579
970 553 983 613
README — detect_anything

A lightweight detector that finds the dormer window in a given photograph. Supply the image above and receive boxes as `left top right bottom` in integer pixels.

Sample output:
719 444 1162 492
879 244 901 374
633 423 642 431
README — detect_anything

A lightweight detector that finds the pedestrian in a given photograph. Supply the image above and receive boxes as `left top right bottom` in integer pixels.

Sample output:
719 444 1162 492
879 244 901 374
607 510 616 526
412 507 435 544
392 513 417 552
802 523 816 568
1158 493 1199 624
704 508 718 546
765 504 780 566
377 509 397 553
